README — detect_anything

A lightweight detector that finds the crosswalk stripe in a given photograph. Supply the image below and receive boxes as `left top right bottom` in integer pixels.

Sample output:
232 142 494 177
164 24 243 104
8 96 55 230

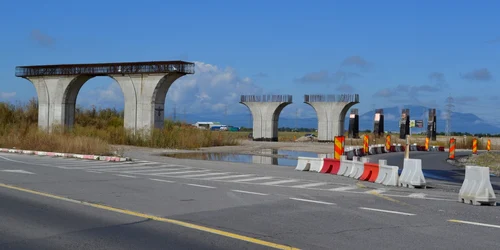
199 174 255 180
174 172 231 178
118 167 190 174
150 170 211 176
259 179 300 185
328 186 358 191
61 162 137 169
290 182 328 188
230 176 274 183
96 166 169 172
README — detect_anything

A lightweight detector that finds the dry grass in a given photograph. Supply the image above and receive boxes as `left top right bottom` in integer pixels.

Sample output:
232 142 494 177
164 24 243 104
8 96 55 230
465 152 500 176
0 100 239 155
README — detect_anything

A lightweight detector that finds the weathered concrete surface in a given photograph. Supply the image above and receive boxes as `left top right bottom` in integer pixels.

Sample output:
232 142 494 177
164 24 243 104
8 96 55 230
25 73 186 134
305 102 358 142
240 102 291 141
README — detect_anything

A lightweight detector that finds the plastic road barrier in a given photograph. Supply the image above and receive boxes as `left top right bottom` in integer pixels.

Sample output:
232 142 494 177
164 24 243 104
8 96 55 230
295 157 324 172
459 165 497 206
399 158 426 188
375 160 399 186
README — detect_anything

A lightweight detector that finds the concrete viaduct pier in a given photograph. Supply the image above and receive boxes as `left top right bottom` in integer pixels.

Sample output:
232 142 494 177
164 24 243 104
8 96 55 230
304 94 359 142
15 61 195 134
240 94 292 141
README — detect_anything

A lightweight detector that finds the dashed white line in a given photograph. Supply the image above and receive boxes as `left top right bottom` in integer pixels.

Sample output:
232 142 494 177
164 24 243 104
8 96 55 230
366 188 387 194
230 176 274 182
114 174 137 178
291 182 328 188
231 190 269 196
289 197 336 205
86 170 103 174
150 178 176 183
448 219 500 229
359 207 415 216
328 186 358 191
186 183 216 189
200 174 255 180
259 179 299 185
408 193 427 198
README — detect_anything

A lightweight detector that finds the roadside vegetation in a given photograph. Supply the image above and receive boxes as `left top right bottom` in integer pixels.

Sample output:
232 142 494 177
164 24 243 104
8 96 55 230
0 100 239 155
463 152 500 176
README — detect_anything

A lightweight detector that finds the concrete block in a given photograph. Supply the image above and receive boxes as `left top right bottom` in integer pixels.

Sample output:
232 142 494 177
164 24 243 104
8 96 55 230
375 159 399 186
399 158 426 188
459 166 497 206
295 157 323 172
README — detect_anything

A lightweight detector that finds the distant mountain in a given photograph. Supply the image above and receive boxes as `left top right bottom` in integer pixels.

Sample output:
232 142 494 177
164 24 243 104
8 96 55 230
169 105 500 134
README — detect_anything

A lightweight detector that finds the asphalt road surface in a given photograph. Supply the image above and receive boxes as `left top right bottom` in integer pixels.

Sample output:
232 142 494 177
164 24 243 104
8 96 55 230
1 152 499 249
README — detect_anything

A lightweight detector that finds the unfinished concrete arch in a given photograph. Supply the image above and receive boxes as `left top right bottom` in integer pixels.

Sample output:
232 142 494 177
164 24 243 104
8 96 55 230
16 61 195 134
304 94 359 142
240 95 293 141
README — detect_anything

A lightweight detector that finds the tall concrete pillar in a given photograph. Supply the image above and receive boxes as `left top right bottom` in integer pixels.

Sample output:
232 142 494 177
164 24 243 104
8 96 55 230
111 73 184 132
348 109 359 138
240 95 292 141
373 109 384 138
427 108 437 141
399 108 410 139
304 94 359 142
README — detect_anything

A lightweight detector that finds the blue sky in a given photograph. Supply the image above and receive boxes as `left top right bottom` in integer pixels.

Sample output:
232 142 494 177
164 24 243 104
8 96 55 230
1 0 499 126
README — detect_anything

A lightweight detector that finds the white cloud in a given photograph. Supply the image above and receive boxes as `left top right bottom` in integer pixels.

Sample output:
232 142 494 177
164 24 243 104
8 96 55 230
0 92 16 99
166 61 263 115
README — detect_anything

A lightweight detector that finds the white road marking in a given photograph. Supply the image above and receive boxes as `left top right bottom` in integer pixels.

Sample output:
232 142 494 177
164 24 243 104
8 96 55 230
0 169 35 174
366 188 387 194
290 182 328 188
186 183 216 189
119 167 188 174
150 178 176 183
176 172 231 178
259 179 299 185
98 166 165 172
289 197 336 205
152 170 211 176
200 174 255 180
230 176 274 182
86 170 103 174
232 190 269 196
114 174 137 178
408 193 427 198
328 186 358 191
448 219 500 229
359 207 415 216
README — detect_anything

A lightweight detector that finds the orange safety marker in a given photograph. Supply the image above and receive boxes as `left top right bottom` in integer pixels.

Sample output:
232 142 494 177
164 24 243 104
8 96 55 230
363 134 369 155
385 135 391 152
487 139 491 152
334 136 345 160
424 137 430 151
472 138 478 154
449 138 456 159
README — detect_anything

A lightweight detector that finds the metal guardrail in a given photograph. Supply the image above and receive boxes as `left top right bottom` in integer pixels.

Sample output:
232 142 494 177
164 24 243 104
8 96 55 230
240 95 293 103
15 61 195 77
304 94 359 103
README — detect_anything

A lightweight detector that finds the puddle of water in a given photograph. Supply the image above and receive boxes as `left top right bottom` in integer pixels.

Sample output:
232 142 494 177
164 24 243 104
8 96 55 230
166 149 333 167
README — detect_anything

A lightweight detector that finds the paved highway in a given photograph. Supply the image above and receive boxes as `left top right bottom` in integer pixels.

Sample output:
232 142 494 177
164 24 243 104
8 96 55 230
1 152 500 249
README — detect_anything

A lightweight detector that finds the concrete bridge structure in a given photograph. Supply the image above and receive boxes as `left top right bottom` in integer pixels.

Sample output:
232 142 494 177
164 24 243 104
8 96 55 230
304 94 360 142
240 95 293 141
15 61 195 134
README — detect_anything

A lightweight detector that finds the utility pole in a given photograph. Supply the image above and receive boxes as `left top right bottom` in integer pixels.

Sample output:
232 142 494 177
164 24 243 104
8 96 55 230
445 95 454 136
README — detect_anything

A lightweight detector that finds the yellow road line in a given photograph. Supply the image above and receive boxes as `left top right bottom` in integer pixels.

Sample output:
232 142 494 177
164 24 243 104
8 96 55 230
355 182 367 188
0 183 299 250
366 190 409 206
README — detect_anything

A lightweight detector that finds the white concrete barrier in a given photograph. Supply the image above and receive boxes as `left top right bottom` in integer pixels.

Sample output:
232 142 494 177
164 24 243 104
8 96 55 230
343 156 358 177
459 166 497 206
395 144 402 152
295 157 324 172
369 146 378 155
338 155 350 175
375 159 399 186
351 157 368 179
399 158 426 188
376 145 384 154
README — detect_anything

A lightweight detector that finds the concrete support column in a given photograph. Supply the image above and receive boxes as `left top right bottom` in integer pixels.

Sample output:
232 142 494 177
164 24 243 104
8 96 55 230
304 94 359 142
240 95 292 141
111 73 184 133
26 75 87 131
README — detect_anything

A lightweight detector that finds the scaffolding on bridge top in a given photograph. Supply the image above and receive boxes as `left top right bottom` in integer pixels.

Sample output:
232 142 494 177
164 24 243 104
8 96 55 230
240 94 293 103
304 94 359 103
15 60 195 77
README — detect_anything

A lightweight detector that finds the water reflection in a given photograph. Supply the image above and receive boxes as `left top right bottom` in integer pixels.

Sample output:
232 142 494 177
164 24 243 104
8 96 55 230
167 149 333 167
